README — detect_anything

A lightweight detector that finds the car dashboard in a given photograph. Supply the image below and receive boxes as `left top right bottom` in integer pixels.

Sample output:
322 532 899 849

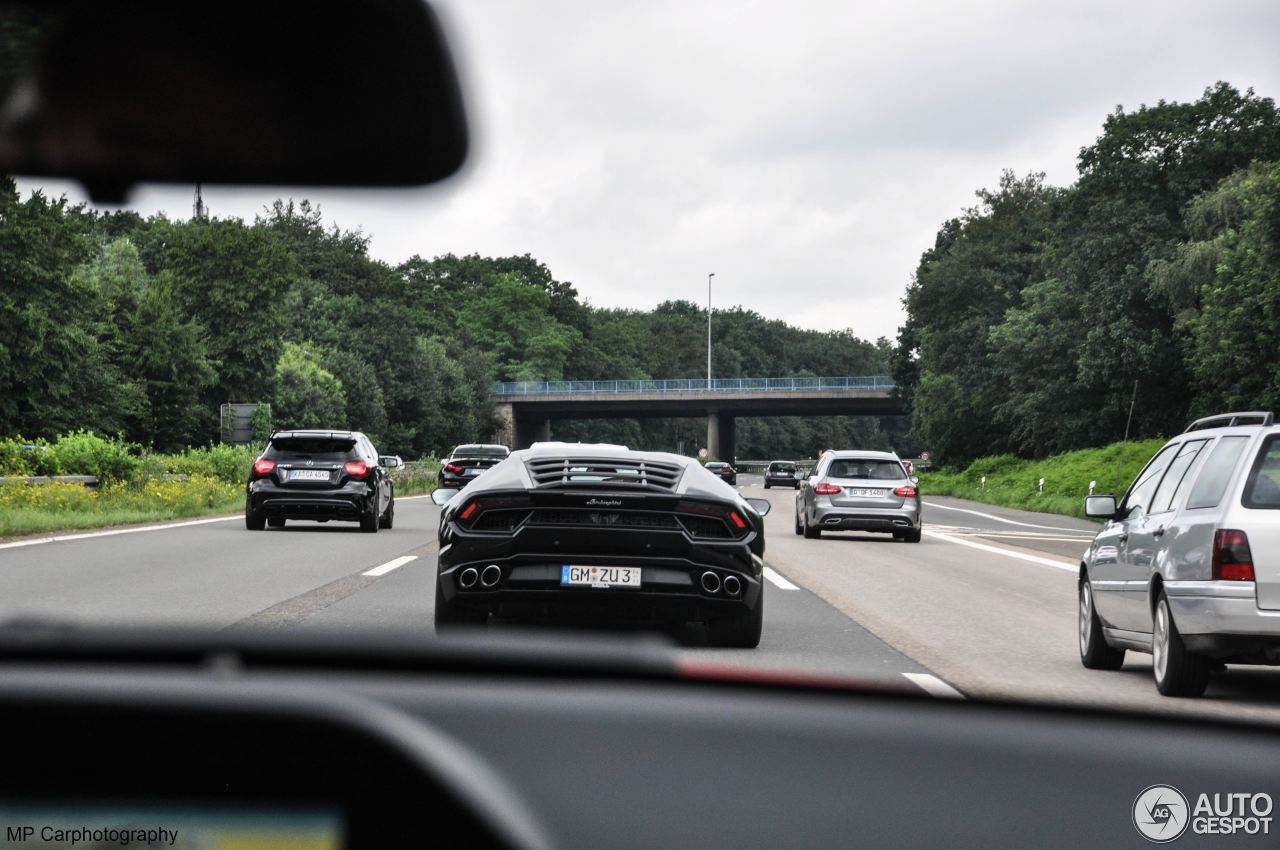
0 628 1279 849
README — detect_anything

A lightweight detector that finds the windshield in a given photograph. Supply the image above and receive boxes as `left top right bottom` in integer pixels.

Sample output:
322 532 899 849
5 0 1280 733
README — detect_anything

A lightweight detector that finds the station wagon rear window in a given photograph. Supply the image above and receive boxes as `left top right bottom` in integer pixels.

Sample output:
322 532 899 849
825 459 906 480
1243 435 1280 509
1186 436 1248 509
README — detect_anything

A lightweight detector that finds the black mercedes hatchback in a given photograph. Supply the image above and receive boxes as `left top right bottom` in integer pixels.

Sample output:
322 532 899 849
245 430 395 533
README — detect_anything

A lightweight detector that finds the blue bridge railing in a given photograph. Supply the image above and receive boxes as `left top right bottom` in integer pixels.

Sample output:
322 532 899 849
490 376 896 396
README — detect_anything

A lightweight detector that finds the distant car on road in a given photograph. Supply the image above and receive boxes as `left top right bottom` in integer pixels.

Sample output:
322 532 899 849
705 461 737 486
440 444 510 489
795 450 921 542
1079 410 1280 697
245 430 396 533
764 460 801 489
430 442 772 646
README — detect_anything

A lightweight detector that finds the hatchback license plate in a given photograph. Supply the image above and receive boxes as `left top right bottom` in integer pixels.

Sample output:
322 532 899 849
289 469 330 481
560 565 642 588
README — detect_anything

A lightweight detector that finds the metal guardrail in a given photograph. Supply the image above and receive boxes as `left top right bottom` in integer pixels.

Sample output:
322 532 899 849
490 376 897 396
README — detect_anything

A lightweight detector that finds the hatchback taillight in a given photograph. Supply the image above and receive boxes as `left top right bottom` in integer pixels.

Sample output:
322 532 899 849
894 485 919 498
344 460 369 479
252 458 276 477
1212 529 1255 581
814 483 842 495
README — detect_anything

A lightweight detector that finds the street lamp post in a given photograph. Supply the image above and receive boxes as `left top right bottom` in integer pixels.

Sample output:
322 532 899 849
707 272 715 390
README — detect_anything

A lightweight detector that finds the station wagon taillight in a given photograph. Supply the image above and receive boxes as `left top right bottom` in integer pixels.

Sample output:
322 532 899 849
893 485 919 498
814 483 842 495
1212 529 1255 581
252 458 276 477
344 460 369 478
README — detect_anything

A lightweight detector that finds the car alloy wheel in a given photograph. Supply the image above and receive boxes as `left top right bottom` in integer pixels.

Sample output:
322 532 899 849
1152 599 1168 683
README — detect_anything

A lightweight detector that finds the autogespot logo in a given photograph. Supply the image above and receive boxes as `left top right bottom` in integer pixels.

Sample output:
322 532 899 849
1134 785 1190 843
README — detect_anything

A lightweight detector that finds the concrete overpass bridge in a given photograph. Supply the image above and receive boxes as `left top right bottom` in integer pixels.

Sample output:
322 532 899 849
490 376 903 459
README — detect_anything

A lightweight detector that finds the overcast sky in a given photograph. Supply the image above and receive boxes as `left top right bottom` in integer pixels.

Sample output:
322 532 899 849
20 0 1280 342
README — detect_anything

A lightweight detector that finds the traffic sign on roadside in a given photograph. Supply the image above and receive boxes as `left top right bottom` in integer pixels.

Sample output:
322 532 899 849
698 448 709 459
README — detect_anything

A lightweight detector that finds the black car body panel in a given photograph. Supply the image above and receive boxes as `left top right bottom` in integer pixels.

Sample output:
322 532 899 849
246 430 393 529
434 445 764 643
440 443 511 489
704 461 737 486
764 460 801 489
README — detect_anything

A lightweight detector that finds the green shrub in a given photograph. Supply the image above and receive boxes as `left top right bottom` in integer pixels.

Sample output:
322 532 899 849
0 437 59 476
47 431 141 483
158 443 260 483
920 437 1168 518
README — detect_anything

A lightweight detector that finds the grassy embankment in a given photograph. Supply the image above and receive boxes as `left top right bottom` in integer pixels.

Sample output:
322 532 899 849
0 432 437 537
918 438 1166 519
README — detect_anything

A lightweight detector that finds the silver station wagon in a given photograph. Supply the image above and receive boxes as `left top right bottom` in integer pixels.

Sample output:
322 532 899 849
1079 411 1280 696
795 450 921 542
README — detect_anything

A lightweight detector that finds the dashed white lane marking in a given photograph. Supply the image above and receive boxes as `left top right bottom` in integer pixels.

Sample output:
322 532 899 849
922 501 1095 535
363 555 417 576
763 566 798 590
902 672 965 699
922 529 1078 573
0 514 242 550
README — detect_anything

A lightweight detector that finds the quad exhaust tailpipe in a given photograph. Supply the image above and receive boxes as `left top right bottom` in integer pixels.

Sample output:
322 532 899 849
723 575 742 597
458 567 479 589
480 564 502 588
700 571 721 594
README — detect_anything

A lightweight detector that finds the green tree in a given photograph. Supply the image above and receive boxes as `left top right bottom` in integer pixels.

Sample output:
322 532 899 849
0 179 107 438
272 343 347 431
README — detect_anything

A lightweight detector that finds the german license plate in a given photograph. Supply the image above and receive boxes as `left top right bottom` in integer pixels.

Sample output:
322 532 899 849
289 469 330 481
560 565 642 588
464 467 482 476
851 488 887 497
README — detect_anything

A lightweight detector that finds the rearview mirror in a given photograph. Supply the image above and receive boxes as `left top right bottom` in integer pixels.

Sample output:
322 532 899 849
745 498 772 516
0 0 468 202
909 475 919 485
430 489 455 506
1084 495 1117 519
380 456 402 469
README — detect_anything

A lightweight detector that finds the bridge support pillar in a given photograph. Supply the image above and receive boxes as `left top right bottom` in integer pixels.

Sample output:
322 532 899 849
512 416 552 449
706 411 736 463
492 403 515 446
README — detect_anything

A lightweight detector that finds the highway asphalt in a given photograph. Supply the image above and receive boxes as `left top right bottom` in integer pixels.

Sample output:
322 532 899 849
4 476 1280 722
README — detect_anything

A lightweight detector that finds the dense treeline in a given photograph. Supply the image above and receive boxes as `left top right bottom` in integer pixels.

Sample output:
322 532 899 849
1 188 895 458
895 83 1280 465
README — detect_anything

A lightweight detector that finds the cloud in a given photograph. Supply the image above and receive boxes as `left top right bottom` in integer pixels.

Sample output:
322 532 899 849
19 0 1280 343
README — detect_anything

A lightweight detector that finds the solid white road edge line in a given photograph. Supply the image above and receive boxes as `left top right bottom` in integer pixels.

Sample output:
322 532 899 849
363 555 417 577
763 566 798 590
0 514 242 551
922 529 1078 573
922 500 1095 534
0 495 439 551
902 672 965 699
